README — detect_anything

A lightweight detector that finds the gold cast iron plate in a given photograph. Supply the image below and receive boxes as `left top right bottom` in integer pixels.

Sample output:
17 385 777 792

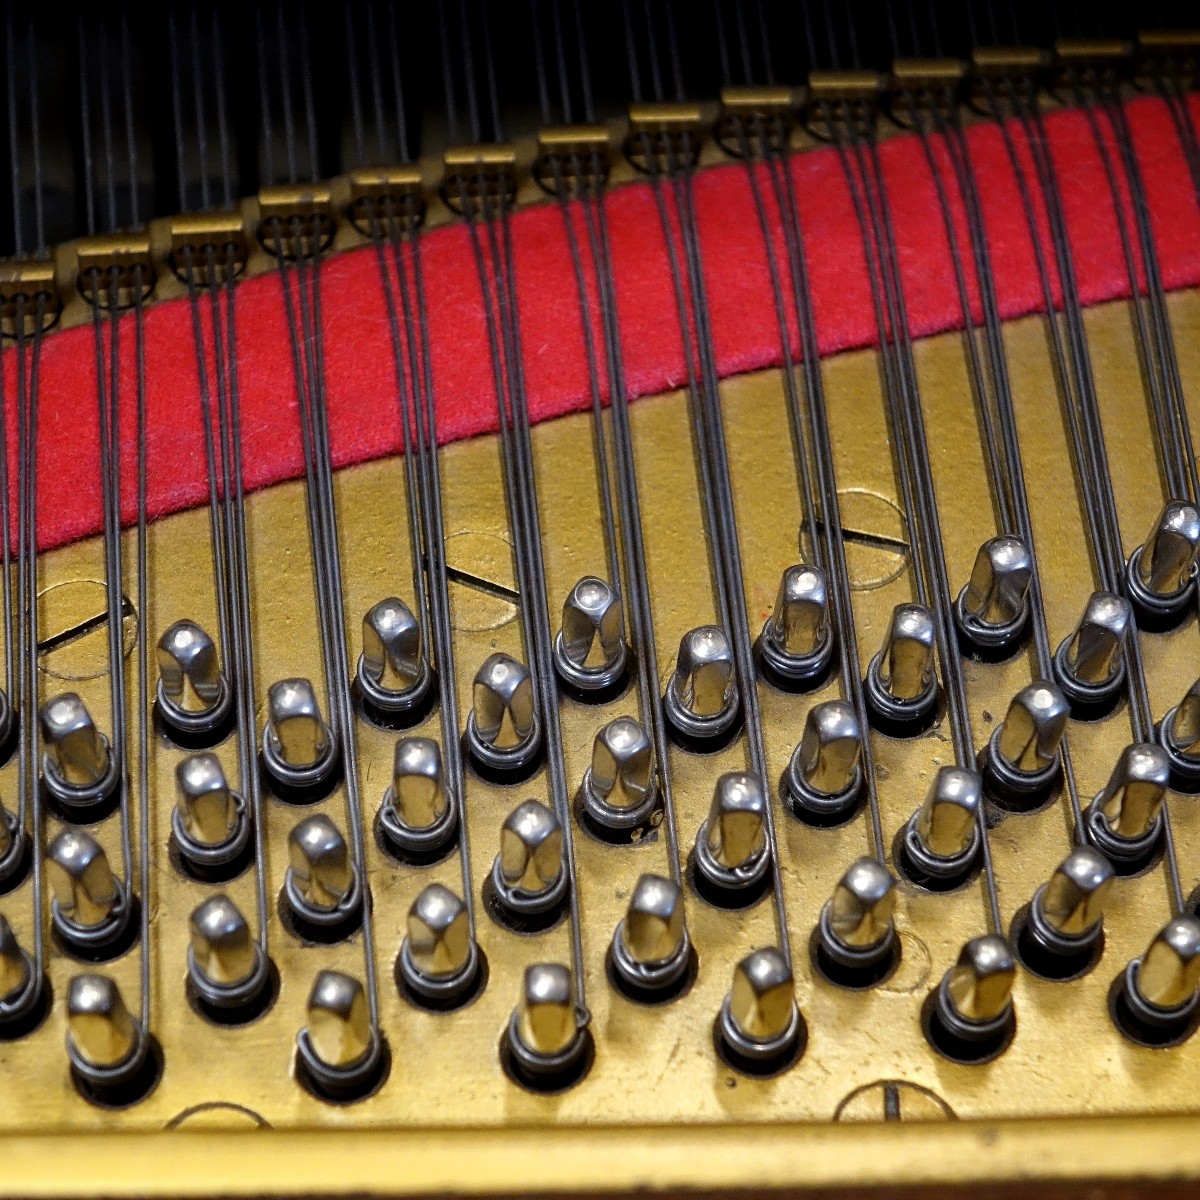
2 293 1200 1194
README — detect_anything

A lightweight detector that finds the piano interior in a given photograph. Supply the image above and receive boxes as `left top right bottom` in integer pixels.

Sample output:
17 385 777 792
3 2 1200 1196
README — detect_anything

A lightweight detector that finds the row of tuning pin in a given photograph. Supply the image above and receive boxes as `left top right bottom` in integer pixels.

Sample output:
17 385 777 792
9 835 1197 1102
0 596 887 1090
310 495 1199 1062
138 494 1200 813
6 497 1200 1096
3 742 1196 1092
646 496 1200 1057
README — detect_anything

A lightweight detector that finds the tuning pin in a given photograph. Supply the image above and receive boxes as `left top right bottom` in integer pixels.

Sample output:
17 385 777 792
40 692 117 813
817 857 898 982
984 681 1069 804
553 576 628 694
663 625 739 744
902 766 982 883
305 971 372 1068
262 678 337 794
758 564 833 686
513 964 578 1057
356 597 431 717
379 736 456 856
0 804 10 864
504 963 589 1087
490 799 568 921
1053 591 1128 711
0 801 21 885
187 894 269 1015
47 829 129 954
284 815 361 933
610 874 692 998
784 700 862 820
1085 743 1169 864
47 830 120 927
693 771 770 898
1022 846 1113 975
1158 677 1200 791
67 975 138 1069
0 914 33 1012
1039 848 1113 935
175 754 237 846
716 947 802 1072
295 970 384 1102
398 883 480 1006
927 935 1016 1061
156 619 231 739
1117 916 1200 1041
465 653 541 776
0 689 13 760
1127 500 1200 624
578 716 658 831
66 974 154 1104
189 895 258 986
171 753 249 873
954 536 1032 653
864 603 938 733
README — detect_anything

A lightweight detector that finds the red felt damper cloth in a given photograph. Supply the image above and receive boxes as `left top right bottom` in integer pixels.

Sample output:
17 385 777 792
3 93 1199 552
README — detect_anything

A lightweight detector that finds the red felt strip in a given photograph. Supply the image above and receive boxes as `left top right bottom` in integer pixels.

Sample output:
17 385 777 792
4 94 1200 553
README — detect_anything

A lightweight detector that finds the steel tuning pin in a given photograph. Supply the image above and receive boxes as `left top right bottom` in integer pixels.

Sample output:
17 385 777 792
171 753 251 876
1053 591 1129 714
0 914 43 1034
925 935 1016 1063
503 962 590 1090
663 625 740 746
295 970 386 1102
283 814 362 937
578 716 658 833
40 693 119 817
465 652 542 778
66 974 157 1105
900 765 982 886
186 894 271 1020
356 597 432 720
1158 677 1200 792
815 857 899 985
398 883 481 1008
378 736 457 858
983 681 1069 806
46 829 131 957
155 619 232 743
489 799 568 925
954 536 1032 655
692 771 770 901
1115 916 1200 1045
609 874 692 1000
716 947 803 1074
1084 743 1169 868
0 804 11 865
784 700 862 822
1019 846 1114 978
0 685 13 760
758 564 833 688
0 798 25 887
0 915 31 1006
1125 499 1200 626
553 575 628 696
261 678 339 797
864 603 938 734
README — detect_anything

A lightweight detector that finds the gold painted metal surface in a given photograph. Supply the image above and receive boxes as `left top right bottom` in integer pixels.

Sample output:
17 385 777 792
3 289 1200 1191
